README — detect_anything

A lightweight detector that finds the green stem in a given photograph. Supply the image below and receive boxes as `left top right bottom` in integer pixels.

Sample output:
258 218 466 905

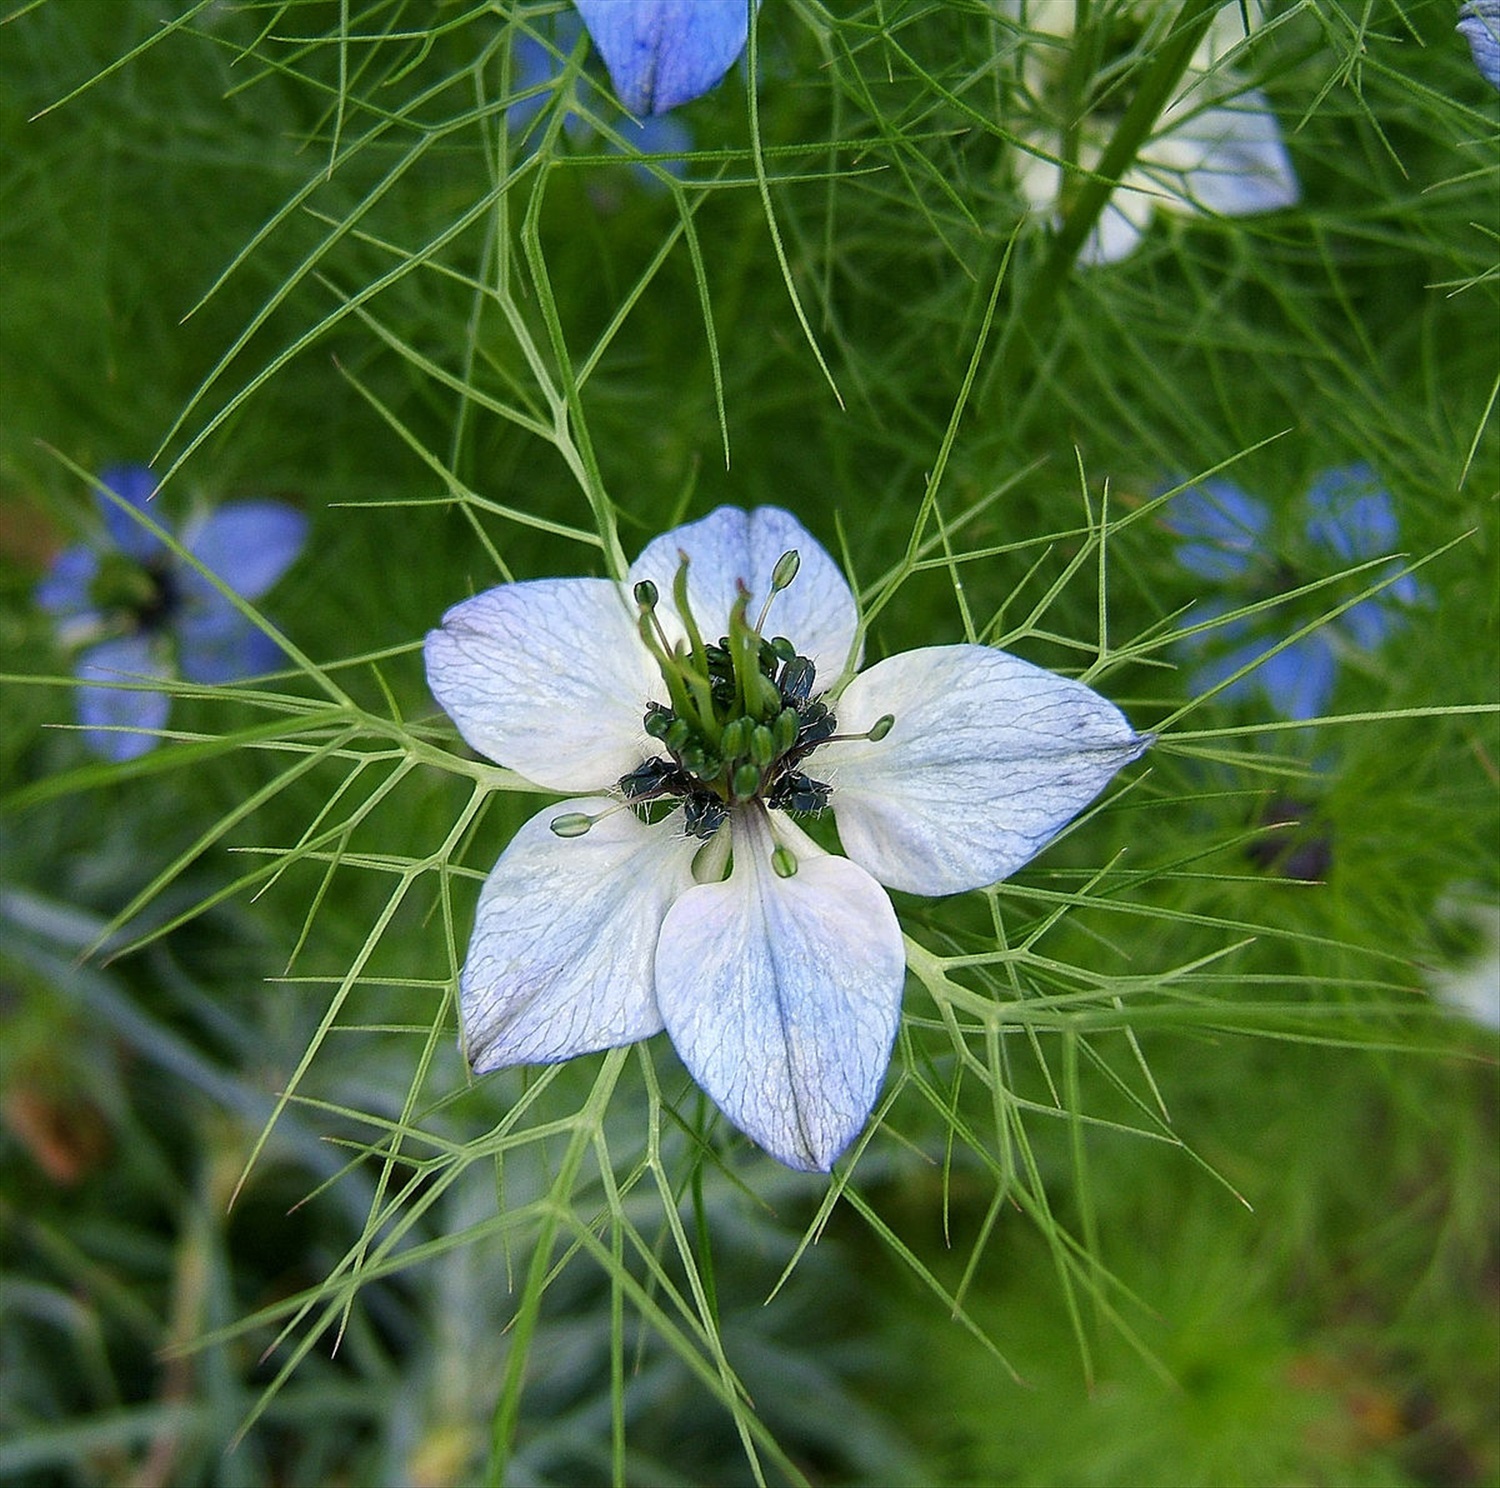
484 1050 627 1484
1027 0 1221 319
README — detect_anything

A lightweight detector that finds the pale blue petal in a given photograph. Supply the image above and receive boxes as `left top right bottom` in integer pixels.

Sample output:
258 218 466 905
177 608 283 684
1304 464 1396 561
1168 478 1268 581
98 465 167 563
820 646 1149 897
1153 93 1300 217
1258 634 1337 720
1080 195 1153 265
576 0 753 114
460 799 699 1070
37 546 99 618
183 500 307 601
75 634 172 761
1459 0 1500 88
654 808 905 1171
629 506 859 690
424 576 659 791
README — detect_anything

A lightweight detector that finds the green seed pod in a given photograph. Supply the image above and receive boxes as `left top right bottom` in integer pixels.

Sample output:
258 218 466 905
773 707 800 754
721 717 752 760
752 671 783 719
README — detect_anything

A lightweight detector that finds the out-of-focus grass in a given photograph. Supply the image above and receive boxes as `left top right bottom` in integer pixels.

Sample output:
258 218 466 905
0 0 1495 1482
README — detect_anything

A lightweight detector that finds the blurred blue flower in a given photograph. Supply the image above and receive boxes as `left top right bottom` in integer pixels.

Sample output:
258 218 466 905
1459 0 1500 87
610 109 693 183
574 0 755 115
36 465 307 761
507 32 573 137
1167 465 1419 720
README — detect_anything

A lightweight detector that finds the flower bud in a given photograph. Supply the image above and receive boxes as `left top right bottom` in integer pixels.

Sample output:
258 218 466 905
749 725 776 767
721 717 752 760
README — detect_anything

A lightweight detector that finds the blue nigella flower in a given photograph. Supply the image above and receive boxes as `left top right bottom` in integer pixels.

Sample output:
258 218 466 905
36 465 307 761
574 0 756 115
1167 465 1419 721
1459 0 1500 88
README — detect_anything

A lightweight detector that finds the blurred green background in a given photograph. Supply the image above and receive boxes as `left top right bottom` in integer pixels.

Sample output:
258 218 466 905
1 1 1496 1483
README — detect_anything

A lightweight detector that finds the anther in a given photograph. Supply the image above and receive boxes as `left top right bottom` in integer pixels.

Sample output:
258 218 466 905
770 549 801 592
684 796 728 839
619 757 681 802
755 548 802 631
779 656 816 703
771 844 799 879
550 811 597 838
771 772 831 815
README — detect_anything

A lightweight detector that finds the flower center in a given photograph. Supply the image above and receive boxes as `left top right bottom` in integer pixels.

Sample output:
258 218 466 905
90 553 178 634
614 549 890 841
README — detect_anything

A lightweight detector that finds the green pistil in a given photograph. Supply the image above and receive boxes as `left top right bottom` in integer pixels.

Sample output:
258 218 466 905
617 548 897 840
633 579 702 736
671 553 707 675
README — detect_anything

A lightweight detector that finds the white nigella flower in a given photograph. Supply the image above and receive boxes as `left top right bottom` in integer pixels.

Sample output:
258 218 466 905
425 507 1149 1171
1459 0 1500 88
1013 0 1300 265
